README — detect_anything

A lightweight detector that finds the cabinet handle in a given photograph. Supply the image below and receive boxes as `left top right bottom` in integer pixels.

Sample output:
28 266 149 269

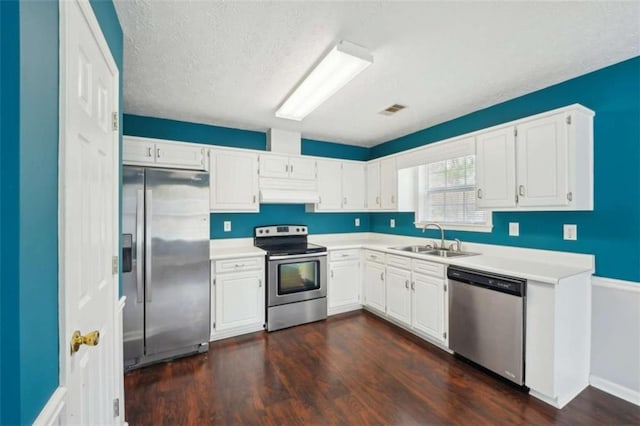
156 148 161 158
376 196 380 205
380 272 384 281
258 279 262 287
391 195 395 204
343 197 347 205
331 270 334 278
411 281 415 290
253 195 257 203
405 280 409 289
234 263 245 268
519 185 525 196
477 188 483 199
567 192 573 202
290 164 294 173
319 196 322 204
341 253 349 257
285 164 289 173
147 147 153 157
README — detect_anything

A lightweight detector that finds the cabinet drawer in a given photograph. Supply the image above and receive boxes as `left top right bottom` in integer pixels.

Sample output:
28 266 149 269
329 249 360 261
412 258 445 278
215 256 263 273
363 250 385 263
386 254 411 269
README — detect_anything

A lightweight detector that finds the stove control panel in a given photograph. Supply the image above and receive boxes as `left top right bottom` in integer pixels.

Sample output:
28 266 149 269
255 225 308 237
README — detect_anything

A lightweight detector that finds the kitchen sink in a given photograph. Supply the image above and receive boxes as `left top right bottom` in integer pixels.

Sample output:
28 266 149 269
390 245 479 258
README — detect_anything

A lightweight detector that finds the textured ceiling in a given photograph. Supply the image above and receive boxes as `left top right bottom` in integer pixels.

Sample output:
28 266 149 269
114 0 640 147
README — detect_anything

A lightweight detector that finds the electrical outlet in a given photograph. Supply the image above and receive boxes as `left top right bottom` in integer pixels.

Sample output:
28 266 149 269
563 224 577 240
223 221 232 232
355 218 360 227
390 219 396 228
509 222 519 237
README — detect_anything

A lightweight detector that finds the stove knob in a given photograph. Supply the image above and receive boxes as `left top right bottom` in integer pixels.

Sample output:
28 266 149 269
265 229 270 234
258 230 263 234
302 227 306 232
296 228 300 232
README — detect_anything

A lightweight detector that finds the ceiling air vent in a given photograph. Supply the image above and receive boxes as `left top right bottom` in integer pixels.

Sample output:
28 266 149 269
379 104 407 116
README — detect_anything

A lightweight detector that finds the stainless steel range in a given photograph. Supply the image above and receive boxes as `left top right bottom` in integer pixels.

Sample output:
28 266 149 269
254 225 328 332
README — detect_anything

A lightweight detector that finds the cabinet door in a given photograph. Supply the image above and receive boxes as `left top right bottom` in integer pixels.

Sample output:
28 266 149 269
289 157 316 180
412 273 444 340
363 261 386 313
215 271 264 331
210 150 259 212
155 141 205 170
366 162 380 210
386 266 412 326
259 153 289 178
329 260 361 309
380 157 398 209
516 113 569 207
123 138 155 165
476 127 516 208
342 162 366 210
316 159 343 210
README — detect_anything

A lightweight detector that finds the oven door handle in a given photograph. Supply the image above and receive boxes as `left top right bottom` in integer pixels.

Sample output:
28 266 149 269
269 252 328 261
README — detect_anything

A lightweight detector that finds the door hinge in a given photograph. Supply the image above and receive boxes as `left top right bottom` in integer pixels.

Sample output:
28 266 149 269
112 256 118 274
113 398 120 417
112 112 118 131
566 115 572 125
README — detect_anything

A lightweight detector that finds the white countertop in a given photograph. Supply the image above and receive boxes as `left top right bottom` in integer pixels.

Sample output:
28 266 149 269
211 233 594 284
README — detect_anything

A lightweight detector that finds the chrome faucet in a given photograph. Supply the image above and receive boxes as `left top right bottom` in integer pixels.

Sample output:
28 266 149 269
422 223 445 250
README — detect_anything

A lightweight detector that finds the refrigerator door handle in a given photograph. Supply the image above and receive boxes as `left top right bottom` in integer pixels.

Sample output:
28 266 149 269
136 189 144 303
145 189 153 302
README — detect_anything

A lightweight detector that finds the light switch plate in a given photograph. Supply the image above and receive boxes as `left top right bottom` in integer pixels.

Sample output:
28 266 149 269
563 224 577 240
390 219 396 228
223 221 231 232
355 218 360 227
509 222 519 237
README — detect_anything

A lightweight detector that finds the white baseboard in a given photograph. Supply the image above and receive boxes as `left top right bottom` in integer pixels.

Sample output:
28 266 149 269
328 304 362 316
590 375 640 406
210 323 265 342
33 386 67 426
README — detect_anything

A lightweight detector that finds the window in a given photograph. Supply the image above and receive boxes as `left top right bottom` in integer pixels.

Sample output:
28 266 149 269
415 154 492 231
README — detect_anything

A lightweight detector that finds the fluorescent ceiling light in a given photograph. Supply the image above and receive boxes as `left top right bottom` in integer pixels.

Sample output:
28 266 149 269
276 40 373 121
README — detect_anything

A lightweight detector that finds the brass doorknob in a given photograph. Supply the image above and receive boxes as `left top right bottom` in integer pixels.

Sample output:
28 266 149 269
70 330 100 354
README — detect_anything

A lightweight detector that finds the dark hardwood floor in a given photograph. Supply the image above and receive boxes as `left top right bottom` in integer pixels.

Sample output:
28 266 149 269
124 311 639 425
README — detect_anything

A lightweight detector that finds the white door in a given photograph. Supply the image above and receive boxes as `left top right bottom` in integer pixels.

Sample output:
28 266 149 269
516 113 569 207
366 162 380 210
210 149 259 211
364 261 386 313
154 141 205 170
59 0 120 424
329 260 361 309
380 157 398 209
289 156 317 180
342 162 366 210
316 159 343 210
412 273 444 340
476 127 517 209
215 271 264 331
386 267 412 326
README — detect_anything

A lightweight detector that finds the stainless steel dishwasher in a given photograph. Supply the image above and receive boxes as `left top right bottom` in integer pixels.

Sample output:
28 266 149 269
448 266 526 385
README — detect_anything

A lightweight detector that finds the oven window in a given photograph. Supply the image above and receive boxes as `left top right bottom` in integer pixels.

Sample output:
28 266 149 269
278 261 319 294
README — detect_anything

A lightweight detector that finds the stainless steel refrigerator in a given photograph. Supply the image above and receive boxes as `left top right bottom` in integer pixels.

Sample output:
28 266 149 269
122 166 210 371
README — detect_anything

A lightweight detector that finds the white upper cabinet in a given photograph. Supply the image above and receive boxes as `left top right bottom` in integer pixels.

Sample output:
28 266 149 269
476 126 517 208
209 149 259 212
259 153 316 180
475 105 594 211
341 162 366 210
366 158 398 210
123 136 206 170
316 159 343 210
516 113 568 207
366 161 381 209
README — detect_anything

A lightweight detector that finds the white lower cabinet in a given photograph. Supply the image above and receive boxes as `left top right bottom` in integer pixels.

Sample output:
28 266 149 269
363 252 386 313
412 272 445 341
210 256 265 341
385 266 412 326
328 249 361 315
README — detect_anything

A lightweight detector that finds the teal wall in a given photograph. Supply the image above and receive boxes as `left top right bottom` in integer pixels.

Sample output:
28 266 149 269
370 57 640 283
123 114 372 238
0 1 122 424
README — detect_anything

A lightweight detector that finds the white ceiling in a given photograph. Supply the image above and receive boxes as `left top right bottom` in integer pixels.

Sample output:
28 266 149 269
114 1 640 147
